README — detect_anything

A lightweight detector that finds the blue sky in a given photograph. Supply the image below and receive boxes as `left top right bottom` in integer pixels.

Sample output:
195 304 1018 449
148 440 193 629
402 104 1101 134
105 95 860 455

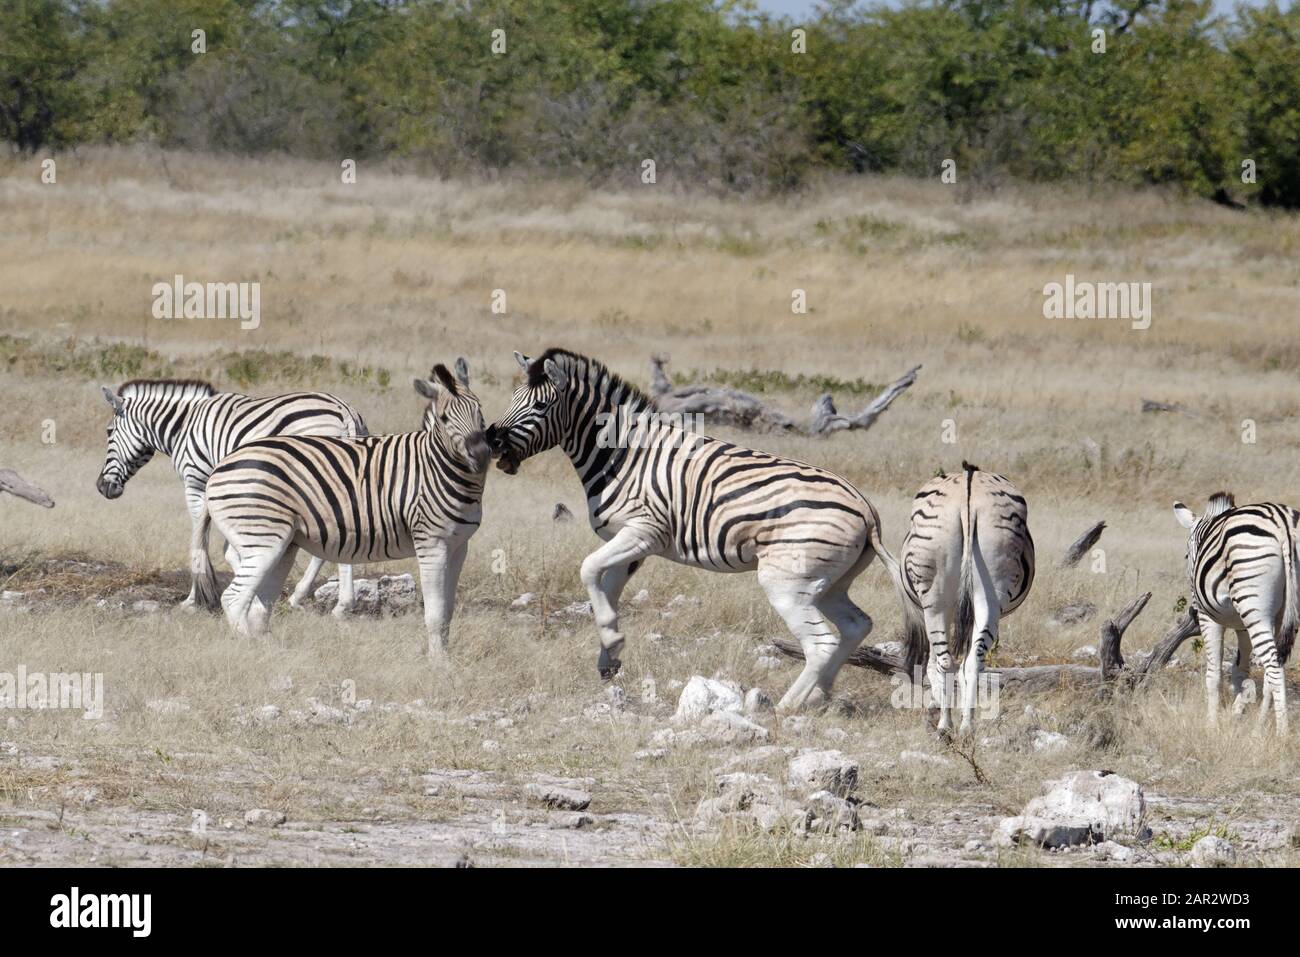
750 0 1269 18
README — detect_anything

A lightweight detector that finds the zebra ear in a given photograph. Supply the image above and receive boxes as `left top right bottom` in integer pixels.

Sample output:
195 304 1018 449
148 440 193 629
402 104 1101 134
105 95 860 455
543 358 568 392
1173 502 1197 529
454 357 470 387
413 377 439 400
513 351 530 373
101 386 124 414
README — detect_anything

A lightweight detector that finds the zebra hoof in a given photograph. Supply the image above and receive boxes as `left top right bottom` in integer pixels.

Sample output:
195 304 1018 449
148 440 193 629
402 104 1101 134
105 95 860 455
598 660 622 681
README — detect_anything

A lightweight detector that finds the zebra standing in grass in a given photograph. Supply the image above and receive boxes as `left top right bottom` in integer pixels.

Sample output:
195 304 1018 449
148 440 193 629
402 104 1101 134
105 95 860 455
1174 493 1298 734
486 348 901 712
202 363 490 654
96 378 367 614
894 462 1034 734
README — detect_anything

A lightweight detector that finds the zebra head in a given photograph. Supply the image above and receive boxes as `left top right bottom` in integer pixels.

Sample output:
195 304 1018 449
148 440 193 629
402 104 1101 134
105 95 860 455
1174 491 1236 569
486 351 572 475
414 360 491 474
96 385 156 499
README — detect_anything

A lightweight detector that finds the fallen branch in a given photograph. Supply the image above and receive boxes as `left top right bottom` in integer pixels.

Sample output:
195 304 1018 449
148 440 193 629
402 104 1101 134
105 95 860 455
1059 521 1105 568
1141 398 1200 418
649 355 920 436
771 593 1198 695
0 469 54 508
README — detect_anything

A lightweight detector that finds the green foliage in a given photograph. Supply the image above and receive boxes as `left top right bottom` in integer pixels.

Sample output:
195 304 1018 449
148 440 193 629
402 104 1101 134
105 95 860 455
3 0 1299 206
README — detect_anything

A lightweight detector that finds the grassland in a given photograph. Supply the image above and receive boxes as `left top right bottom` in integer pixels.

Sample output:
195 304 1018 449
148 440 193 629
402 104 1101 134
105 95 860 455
1 147 1299 866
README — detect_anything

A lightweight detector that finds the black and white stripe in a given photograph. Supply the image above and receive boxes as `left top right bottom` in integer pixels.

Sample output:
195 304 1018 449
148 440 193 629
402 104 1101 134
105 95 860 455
97 379 368 613
1174 493 1298 733
202 363 489 654
486 348 899 711
896 462 1034 733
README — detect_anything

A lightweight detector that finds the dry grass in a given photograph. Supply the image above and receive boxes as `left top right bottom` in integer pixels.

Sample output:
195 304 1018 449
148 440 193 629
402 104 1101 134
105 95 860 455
2 147 1300 866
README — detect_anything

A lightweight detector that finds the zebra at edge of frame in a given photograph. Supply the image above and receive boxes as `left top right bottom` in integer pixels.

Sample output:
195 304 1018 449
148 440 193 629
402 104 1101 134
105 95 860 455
1174 492 1299 734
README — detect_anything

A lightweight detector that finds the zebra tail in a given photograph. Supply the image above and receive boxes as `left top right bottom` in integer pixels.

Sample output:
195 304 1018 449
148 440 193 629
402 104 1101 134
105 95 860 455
350 410 370 438
191 501 222 613
867 522 927 677
1279 531 1300 666
951 473 978 663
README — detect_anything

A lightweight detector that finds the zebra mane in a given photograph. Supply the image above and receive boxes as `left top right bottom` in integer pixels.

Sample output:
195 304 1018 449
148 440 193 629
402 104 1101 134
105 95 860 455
117 379 217 401
527 348 652 409
1205 491 1236 518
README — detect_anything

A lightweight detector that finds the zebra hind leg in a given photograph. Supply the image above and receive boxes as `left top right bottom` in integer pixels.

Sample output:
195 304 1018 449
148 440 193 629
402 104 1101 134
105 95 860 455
1230 629 1253 716
246 544 299 637
922 605 955 732
577 529 657 679
221 533 293 638
758 566 840 712
1201 619 1225 728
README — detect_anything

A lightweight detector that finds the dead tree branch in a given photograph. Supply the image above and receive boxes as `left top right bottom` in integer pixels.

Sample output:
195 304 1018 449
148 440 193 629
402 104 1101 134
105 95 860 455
649 355 920 436
1059 521 1105 567
771 593 1197 695
1141 398 1200 418
0 469 54 508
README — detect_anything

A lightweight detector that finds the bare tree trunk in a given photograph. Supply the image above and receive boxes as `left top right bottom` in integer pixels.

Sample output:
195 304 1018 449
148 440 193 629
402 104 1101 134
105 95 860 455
1059 521 1105 568
0 469 54 508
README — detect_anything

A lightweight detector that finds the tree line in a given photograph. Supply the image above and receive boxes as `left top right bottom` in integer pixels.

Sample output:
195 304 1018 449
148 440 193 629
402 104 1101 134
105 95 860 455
2 0 1298 206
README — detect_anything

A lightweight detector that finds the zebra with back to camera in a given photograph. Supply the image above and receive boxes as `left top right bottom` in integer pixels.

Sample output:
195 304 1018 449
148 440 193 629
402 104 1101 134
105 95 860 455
485 347 905 712
201 361 489 655
1174 493 1299 734
97 378 367 614
890 462 1034 734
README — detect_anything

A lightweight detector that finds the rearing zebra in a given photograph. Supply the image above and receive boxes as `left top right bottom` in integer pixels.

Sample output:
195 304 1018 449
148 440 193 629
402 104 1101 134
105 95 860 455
894 462 1034 733
202 362 489 654
1174 493 1298 734
97 379 367 614
486 348 899 712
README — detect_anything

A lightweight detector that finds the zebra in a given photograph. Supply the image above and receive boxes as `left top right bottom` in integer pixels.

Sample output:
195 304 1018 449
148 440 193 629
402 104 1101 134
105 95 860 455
1174 493 1298 734
201 362 489 655
97 378 367 615
894 462 1034 734
486 348 900 712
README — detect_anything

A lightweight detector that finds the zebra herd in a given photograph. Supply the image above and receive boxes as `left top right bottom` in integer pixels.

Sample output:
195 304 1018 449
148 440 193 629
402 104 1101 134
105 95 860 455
93 347 1296 733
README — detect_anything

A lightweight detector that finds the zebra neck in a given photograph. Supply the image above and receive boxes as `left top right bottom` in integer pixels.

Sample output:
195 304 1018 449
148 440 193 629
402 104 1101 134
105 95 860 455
561 385 653 493
423 431 486 497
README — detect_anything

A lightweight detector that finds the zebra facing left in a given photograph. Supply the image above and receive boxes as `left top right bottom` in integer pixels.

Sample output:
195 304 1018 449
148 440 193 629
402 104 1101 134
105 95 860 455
1174 493 1299 734
486 347 901 712
97 378 367 615
202 362 490 655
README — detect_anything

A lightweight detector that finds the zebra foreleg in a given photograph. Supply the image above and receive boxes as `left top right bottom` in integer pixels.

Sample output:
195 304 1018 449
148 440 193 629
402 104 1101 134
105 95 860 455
332 564 356 619
1201 619 1225 727
416 538 469 659
288 556 326 609
579 529 657 679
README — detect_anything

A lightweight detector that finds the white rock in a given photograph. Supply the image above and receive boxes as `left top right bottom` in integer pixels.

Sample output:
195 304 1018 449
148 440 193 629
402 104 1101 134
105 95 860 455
481 739 501 752
674 675 744 721
132 600 161 613
1072 645 1098 660
755 656 783 671
1190 835 1236 868
800 790 860 833
639 676 657 704
244 808 286 827
1094 840 1133 862
872 640 904 657
510 593 534 608
1031 730 1070 753
1023 770 1146 841
525 783 592 811
700 710 770 744
788 750 859 797
630 589 650 605
552 812 594 829
994 815 1097 849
